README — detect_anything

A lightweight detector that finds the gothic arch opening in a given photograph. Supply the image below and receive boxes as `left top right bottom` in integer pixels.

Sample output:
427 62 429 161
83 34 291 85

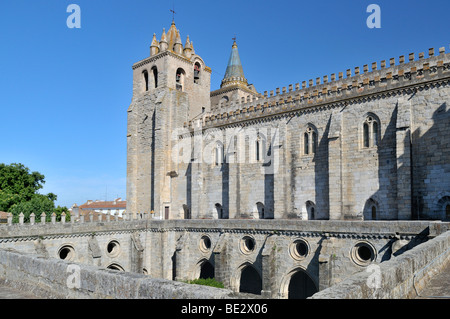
362 113 380 148
199 261 215 279
239 264 262 295
143 70 149 91
287 269 318 299
363 198 379 220
151 66 158 88
305 201 316 220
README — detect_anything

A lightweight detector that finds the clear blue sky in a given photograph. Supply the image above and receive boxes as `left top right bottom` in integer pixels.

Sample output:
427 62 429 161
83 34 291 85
0 0 448 209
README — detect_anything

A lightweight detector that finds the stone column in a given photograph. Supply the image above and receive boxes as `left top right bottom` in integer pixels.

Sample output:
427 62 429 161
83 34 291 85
212 233 229 288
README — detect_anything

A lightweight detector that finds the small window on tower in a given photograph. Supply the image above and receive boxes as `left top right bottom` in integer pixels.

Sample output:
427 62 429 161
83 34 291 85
176 68 185 91
194 62 201 84
143 70 149 92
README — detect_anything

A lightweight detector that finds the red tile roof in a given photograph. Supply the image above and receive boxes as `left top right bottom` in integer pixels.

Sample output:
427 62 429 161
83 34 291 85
79 199 126 210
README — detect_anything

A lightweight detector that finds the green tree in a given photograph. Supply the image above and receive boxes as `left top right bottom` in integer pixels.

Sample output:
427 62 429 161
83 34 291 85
0 163 68 223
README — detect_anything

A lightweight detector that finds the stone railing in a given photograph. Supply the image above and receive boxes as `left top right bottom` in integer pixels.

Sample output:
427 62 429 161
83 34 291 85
0 248 242 299
310 230 450 299
2 210 157 226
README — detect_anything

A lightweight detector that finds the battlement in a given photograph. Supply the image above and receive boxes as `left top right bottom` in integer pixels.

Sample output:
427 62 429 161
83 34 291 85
201 46 450 129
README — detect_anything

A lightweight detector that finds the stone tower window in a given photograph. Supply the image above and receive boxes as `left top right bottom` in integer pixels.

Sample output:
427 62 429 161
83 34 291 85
363 116 379 148
194 62 201 84
303 126 317 155
143 70 149 91
176 68 185 91
446 204 450 221
152 66 158 88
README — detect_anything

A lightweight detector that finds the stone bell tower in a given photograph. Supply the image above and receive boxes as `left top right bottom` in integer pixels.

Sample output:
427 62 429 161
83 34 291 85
126 21 211 218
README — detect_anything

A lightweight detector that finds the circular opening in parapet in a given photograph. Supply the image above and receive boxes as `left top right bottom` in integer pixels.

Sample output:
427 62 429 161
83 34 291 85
107 263 125 272
240 236 256 254
58 245 75 261
351 241 376 266
106 240 121 257
199 235 212 253
289 238 310 260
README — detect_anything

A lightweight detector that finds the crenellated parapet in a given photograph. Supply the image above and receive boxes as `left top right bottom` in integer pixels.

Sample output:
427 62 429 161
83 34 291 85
202 46 450 130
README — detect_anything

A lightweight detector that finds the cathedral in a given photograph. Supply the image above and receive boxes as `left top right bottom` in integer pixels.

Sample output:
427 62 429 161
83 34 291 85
126 21 450 222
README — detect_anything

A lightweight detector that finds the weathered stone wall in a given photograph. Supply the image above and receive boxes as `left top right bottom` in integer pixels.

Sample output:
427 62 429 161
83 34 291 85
133 44 450 221
1 218 447 298
0 248 239 299
310 229 450 299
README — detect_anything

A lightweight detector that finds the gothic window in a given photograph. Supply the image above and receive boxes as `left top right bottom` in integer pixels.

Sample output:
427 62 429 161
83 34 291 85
306 201 316 220
363 198 379 220
446 204 450 221
255 134 266 162
152 66 158 88
304 132 309 155
363 115 380 148
194 62 201 84
143 70 149 91
303 126 317 155
214 142 223 166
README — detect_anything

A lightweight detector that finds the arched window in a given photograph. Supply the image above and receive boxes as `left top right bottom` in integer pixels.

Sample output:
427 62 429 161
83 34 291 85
143 70 149 92
214 142 223 166
152 66 158 88
446 204 450 221
312 131 317 153
304 132 309 155
215 203 223 219
194 62 201 84
255 134 266 163
303 126 317 155
363 115 380 148
363 123 370 147
306 201 316 220
363 198 379 220
176 68 185 91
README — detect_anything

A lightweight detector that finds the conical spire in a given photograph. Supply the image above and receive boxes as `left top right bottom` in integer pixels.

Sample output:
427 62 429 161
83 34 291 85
159 28 168 52
224 41 245 79
174 30 183 54
183 35 193 58
221 40 247 88
150 33 159 56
